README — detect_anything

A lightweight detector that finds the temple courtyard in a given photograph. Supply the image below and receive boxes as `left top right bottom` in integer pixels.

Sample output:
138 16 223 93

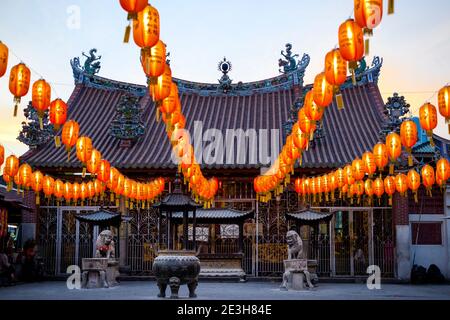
0 281 449 300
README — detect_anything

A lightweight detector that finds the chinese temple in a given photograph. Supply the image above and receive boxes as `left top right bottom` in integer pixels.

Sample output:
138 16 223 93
13 44 450 281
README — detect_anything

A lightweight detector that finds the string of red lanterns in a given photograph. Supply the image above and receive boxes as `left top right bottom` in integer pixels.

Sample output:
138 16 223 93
120 2 219 207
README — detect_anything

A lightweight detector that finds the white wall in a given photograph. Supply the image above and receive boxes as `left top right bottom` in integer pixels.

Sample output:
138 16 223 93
409 186 450 279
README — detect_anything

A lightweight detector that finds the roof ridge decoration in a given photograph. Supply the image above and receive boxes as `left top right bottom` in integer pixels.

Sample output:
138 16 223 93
70 47 310 97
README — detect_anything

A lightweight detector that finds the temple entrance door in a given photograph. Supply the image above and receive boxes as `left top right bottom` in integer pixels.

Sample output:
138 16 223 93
333 209 373 276
56 207 98 275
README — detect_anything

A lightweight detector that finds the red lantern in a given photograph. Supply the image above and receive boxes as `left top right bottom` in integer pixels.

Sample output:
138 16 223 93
325 49 347 86
4 155 19 189
31 79 51 129
352 158 365 181
54 179 64 201
141 40 166 79
304 91 324 122
395 174 408 196
354 0 383 30
438 85 450 134
43 176 55 199
373 177 384 199
9 63 31 116
133 4 160 49
338 19 364 63
31 171 44 205
373 143 388 171
0 41 8 78
76 136 93 177
313 72 333 108
362 151 376 177
0 144 4 170
436 158 450 186
49 99 68 147
419 103 438 145
120 0 148 43
97 159 111 183
18 163 32 189
63 182 73 204
87 149 101 175
384 176 395 205
400 120 418 166
151 64 172 102
385 132 402 174
421 164 435 195
61 120 80 160
161 83 178 115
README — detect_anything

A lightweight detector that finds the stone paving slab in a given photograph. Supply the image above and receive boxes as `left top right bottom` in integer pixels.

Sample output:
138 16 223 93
0 281 449 300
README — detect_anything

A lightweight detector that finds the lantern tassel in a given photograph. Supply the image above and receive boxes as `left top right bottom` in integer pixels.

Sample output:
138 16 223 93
39 116 44 130
82 167 86 178
365 38 370 56
36 194 40 206
156 107 160 122
388 0 394 14
448 123 450 134
408 154 413 167
54 136 61 148
389 163 394 175
123 23 131 43
336 93 344 110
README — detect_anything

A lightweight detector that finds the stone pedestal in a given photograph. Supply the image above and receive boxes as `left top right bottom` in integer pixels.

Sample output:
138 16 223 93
81 258 108 289
106 259 120 287
280 259 316 290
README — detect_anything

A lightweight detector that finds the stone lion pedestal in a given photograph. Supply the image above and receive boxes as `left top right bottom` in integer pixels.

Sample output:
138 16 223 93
81 258 109 289
281 259 316 290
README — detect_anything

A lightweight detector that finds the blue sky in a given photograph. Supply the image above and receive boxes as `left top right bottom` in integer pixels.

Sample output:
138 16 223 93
0 0 449 159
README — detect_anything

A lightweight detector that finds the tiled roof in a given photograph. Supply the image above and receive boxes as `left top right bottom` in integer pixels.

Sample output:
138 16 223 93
285 209 333 222
21 68 386 170
75 210 121 224
168 208 254 220
153 192 202 209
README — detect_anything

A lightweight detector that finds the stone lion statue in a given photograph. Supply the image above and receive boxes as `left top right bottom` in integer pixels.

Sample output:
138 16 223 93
95 230 115 259
286 230 303 260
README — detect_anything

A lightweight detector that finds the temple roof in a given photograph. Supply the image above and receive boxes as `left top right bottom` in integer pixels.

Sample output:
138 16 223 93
21 56 386 171
74 210 124 225
168 208 254 222
285 209 333 224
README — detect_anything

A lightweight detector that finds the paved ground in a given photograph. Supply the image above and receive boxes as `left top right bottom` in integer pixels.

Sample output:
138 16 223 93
0 281 449 300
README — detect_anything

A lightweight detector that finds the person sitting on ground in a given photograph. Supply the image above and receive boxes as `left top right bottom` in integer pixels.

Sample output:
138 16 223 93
0 245 15 286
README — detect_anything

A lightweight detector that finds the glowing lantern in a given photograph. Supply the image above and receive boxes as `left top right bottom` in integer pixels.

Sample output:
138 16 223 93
419 103 438 146
421 164 435 195
352 158 365 181
18 163 32 189
298 108 314 137
385 132 402 174
364 178 374 196
31 79 51 129
97 160 111 183
354 0 383 30
141 40 166 79
325 49 347 86
407 169 420 193
438 85 450 134
9 63 31 116
49 99 67 147
383 176 395 205
0 41 8 78
72 183 81 202
338 19 364 75
400 120 418 166
373 143 388 172
436 158 450 186
61 120 80 160
395 174 408 196
161 83 178 115
151 64 172 102
292 123 308 151
4 155 19 190
87 181 95 199
119 0 148 43
63 182 73 204
31 171 44 205
304 91 324 121
80 183 88 203
362 151 376 177
344 165 355 185
133 4 160 49
286 136 300 160
76 136 93 177
313 72 333 108
334 168 345 189
373 177 384 199
43 176 54 199
94 180 103 197
54 179 64 203
87 149 101 175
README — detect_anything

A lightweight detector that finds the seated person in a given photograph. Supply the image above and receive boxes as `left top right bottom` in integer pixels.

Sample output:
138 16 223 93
0 247 15 286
